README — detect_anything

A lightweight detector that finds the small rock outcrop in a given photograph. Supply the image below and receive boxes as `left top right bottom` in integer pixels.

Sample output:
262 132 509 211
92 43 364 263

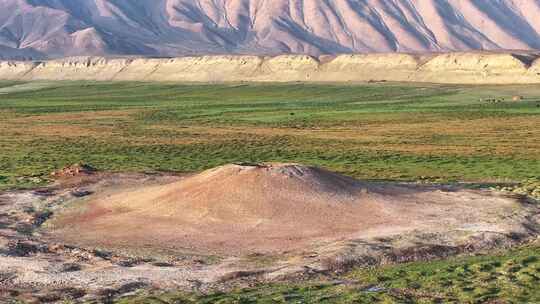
51 163 96 178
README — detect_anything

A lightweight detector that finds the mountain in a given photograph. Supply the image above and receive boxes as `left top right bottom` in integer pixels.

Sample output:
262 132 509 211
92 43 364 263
1 0 540 59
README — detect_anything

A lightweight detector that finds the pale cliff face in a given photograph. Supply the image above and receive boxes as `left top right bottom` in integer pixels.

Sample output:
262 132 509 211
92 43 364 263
1 52 540 84
1 0 540 59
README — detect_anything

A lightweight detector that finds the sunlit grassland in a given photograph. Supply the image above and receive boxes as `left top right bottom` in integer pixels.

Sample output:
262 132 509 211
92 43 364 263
0 81 539 190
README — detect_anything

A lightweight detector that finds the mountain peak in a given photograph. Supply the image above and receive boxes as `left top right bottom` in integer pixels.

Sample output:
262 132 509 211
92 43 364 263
1 0 540 59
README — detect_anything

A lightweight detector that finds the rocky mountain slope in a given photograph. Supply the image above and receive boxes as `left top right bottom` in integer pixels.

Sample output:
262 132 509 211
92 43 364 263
1 0 540 59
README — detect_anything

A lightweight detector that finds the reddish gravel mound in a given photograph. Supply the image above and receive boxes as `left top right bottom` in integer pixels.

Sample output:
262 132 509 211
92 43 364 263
48 163 530 255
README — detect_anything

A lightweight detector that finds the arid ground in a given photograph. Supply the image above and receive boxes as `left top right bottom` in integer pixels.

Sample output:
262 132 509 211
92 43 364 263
47 164 537 256
0 81 539 303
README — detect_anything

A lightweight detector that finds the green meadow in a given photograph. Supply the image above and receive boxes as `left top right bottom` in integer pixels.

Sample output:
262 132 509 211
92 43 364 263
1 81 539 190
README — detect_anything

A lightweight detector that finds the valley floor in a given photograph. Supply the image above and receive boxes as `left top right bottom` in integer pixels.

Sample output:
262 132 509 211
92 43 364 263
0 81 539 303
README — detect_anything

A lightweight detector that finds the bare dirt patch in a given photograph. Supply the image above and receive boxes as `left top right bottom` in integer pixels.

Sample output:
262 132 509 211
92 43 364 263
1 164 539 301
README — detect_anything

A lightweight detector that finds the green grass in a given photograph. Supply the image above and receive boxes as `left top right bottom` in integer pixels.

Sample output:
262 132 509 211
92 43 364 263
1 81 539 190
110 245 540 304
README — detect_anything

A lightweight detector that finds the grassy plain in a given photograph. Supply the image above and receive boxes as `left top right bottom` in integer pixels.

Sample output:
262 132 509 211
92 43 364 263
0 81 539 190
0 81 539 303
